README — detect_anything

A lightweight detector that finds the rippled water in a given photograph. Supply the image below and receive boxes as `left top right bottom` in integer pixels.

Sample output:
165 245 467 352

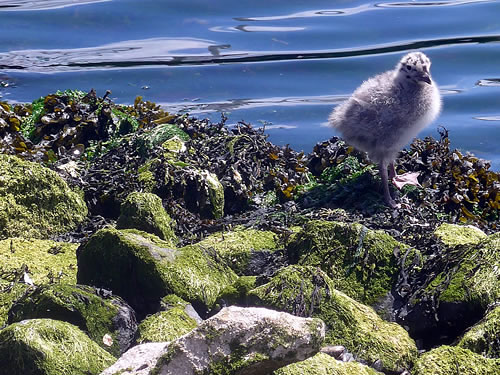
1 0 499 169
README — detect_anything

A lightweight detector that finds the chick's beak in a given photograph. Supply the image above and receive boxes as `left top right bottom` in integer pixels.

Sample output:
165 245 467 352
417 74 432 84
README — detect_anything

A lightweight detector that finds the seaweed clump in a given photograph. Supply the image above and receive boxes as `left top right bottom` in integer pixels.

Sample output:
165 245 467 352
0 89 498 244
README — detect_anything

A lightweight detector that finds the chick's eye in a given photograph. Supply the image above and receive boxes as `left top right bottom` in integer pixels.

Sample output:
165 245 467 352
406 65 412 70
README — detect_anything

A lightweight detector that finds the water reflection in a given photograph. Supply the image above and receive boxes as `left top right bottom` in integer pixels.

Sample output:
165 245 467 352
474 116 500 121
0 0 110 11
476 78 500 86
376 0 494 8
1 34 499 72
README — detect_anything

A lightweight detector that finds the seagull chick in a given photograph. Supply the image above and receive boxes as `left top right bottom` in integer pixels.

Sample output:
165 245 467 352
329 52 441 208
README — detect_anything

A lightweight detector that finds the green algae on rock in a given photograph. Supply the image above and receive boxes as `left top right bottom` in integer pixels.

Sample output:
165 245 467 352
287 220 402 307
0 318 116 375
0 238 78 285
249 265 417 372
274 352 383 375
415 231 499 310
434 223 487 247
136 295 198 344
412 345 500 375
0 238 79 326
77 228 237 316
198 227 279 275
458 306 500 359
0 154 87 239
0 280 28 328
116 192 177 244
395 226 500 349
7 283 137 357
218 276 258 306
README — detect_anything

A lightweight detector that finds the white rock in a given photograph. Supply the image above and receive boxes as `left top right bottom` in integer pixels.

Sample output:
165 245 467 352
101 306 325 375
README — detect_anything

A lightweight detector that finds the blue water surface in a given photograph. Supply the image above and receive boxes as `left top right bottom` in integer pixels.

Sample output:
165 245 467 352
1 0 499 169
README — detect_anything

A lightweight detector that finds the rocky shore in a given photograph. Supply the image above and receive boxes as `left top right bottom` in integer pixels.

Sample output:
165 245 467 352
0 90 499 374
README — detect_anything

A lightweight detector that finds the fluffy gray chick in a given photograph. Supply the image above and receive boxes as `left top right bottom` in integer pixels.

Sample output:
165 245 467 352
329 52 441 208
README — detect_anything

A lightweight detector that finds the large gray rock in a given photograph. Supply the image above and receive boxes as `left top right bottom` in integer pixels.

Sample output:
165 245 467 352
101 306 325 375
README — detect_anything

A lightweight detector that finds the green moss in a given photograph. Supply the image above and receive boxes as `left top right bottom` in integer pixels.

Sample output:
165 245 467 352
0 318 116 375
287 220 403 306
136 307 197 344
137 158 160 193
413 346 500 375
0 154 88 239
434 223 487 247
0 280 28 328
201 170 225 219
116 192 177 244
199 228 278 275
168 242 237 308
219 276 257 305
458 306 500 358
205 346 269 375
275 352 383 375
249 265 417 372
77 228 237 311
7 284 127 357
76 228 176 311
437 232 500 306
0 238 78 286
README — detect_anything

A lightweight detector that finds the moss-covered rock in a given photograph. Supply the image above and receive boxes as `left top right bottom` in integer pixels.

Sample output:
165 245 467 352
116 192 177 244
274 352 383 375
0 154 87 239
0 280 28 328
249 265 417 373
196 169 225 219
0 238 78 284
287 220 403 307
458 306 500 359
77 228 237 316
413 345 500 375
136 295 198 344
400 230 500 347
425 232 500 307
218 276 258 306
434 223 487 247
7 284 137 356
198 227 279 275
0 318 116 375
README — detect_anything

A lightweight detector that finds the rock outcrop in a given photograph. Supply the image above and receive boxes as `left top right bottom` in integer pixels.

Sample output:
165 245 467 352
101 306 325 375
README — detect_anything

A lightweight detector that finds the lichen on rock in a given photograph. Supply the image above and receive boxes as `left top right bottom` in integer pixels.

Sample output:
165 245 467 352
152 306 325 375
0 154 87 239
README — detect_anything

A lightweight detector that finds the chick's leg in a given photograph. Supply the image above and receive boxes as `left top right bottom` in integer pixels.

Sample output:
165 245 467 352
379 161 398 208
